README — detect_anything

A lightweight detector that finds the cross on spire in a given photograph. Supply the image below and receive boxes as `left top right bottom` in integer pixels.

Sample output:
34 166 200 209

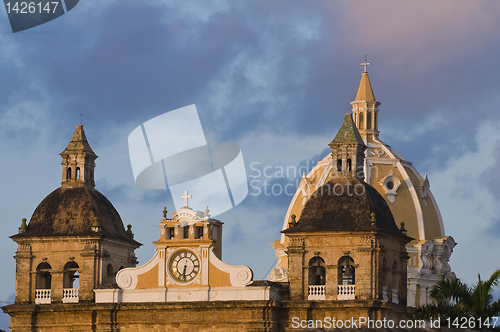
360 55 370 72
180 191 192 207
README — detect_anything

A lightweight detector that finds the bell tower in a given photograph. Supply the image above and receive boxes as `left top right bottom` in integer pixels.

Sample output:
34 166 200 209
60 124 97 188
328 113 367 180
351 58 381 143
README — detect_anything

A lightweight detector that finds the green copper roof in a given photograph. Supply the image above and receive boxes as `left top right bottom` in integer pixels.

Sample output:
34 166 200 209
330 113 365 146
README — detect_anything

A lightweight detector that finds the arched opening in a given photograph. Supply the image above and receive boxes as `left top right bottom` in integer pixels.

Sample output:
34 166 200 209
367 113 372 129
106 264 115 284
36 262 52 289
66 168 72 180
359 113 364 129
337 159 342 172
338 256 355 285
35 262 52 304
308 257 326 286
307 256 326 300
76 167 80 179
183 226 189 239
337 256 355 300
63 262 79 289
347 159 352 172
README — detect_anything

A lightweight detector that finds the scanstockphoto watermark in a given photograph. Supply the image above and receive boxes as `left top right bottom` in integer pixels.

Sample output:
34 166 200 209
290 316 499 330
290 316 435 329
248 161 371 197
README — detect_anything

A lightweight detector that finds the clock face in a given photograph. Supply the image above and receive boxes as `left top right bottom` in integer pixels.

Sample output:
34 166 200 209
168 250 200 283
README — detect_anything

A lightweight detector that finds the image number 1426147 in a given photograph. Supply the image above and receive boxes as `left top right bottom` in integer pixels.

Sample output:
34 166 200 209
5 2 59 14
3 0 79 33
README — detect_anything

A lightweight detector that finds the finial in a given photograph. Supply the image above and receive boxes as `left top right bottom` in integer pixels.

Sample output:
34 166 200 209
162 207 167 218
180 190 192 207
360 55 370 72
80 113 83 125
400 221 407 235
92 217 101 232
289 214 297 228
19 218 27 234
204 206 211 219
370 212 376 222
126 224 134 239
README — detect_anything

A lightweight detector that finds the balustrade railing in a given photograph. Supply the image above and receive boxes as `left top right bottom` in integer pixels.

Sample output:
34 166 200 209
337 284 355 300
308 285 326 300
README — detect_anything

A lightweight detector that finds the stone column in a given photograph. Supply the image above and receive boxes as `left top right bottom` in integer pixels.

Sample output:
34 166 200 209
287 241 305 300
51 270 64 302
325 265 337 300
14 246 33 303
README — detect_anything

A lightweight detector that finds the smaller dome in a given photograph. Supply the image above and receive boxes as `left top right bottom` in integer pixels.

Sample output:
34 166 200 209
283 178 405 236
16 186 137 243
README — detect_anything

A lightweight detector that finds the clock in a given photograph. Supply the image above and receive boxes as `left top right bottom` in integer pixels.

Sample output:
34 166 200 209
168 250 200 283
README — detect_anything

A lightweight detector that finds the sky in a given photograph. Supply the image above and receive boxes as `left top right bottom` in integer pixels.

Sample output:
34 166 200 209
2 0 500 329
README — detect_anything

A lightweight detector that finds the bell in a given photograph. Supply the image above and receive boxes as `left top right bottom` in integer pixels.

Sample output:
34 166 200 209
315 267 322 276
344 266 353 277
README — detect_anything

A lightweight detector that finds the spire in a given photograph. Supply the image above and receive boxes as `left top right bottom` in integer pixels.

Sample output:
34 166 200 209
351 59 381 142
354 71 376 102
60 125 98 188
329 114 367 180
61 124 96 156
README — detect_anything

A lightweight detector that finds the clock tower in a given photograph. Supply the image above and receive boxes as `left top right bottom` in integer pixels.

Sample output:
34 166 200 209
96 192 256 303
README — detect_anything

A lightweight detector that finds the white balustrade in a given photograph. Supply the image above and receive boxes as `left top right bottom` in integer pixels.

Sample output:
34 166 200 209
337 284 355 300
308 285 326 300
35 289 51 304
63 288 79 303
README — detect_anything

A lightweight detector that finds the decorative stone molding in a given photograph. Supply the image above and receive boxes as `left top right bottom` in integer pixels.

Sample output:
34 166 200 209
378 170 401 203
369 148 386 157
209 250 252 287
268 267 288 282
415 174 430 205
299 172 313 206
116 251 162 290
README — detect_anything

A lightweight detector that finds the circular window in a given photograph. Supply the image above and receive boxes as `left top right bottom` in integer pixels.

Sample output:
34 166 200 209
386 181 394 190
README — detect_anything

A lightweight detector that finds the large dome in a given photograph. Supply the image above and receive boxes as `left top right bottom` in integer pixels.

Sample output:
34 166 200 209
283 178 404 236
16 186 135 243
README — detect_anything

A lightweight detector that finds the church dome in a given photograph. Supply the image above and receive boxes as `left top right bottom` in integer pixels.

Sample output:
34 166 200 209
283 178 404 236
17 186 134 242
13 124 138 245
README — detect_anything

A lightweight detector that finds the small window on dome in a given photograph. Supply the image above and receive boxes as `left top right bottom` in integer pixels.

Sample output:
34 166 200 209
387 181 394 190
359 113 364 129
76 167 80 179
66 168 72 180
347 159 352 172
337 159 342 172
367 113 372 129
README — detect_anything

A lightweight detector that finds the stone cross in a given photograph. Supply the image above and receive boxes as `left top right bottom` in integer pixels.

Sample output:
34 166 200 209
180 191 192 207
360 55 370 72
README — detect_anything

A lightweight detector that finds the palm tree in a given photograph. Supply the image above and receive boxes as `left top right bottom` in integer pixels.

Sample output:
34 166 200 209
410 269 500 330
